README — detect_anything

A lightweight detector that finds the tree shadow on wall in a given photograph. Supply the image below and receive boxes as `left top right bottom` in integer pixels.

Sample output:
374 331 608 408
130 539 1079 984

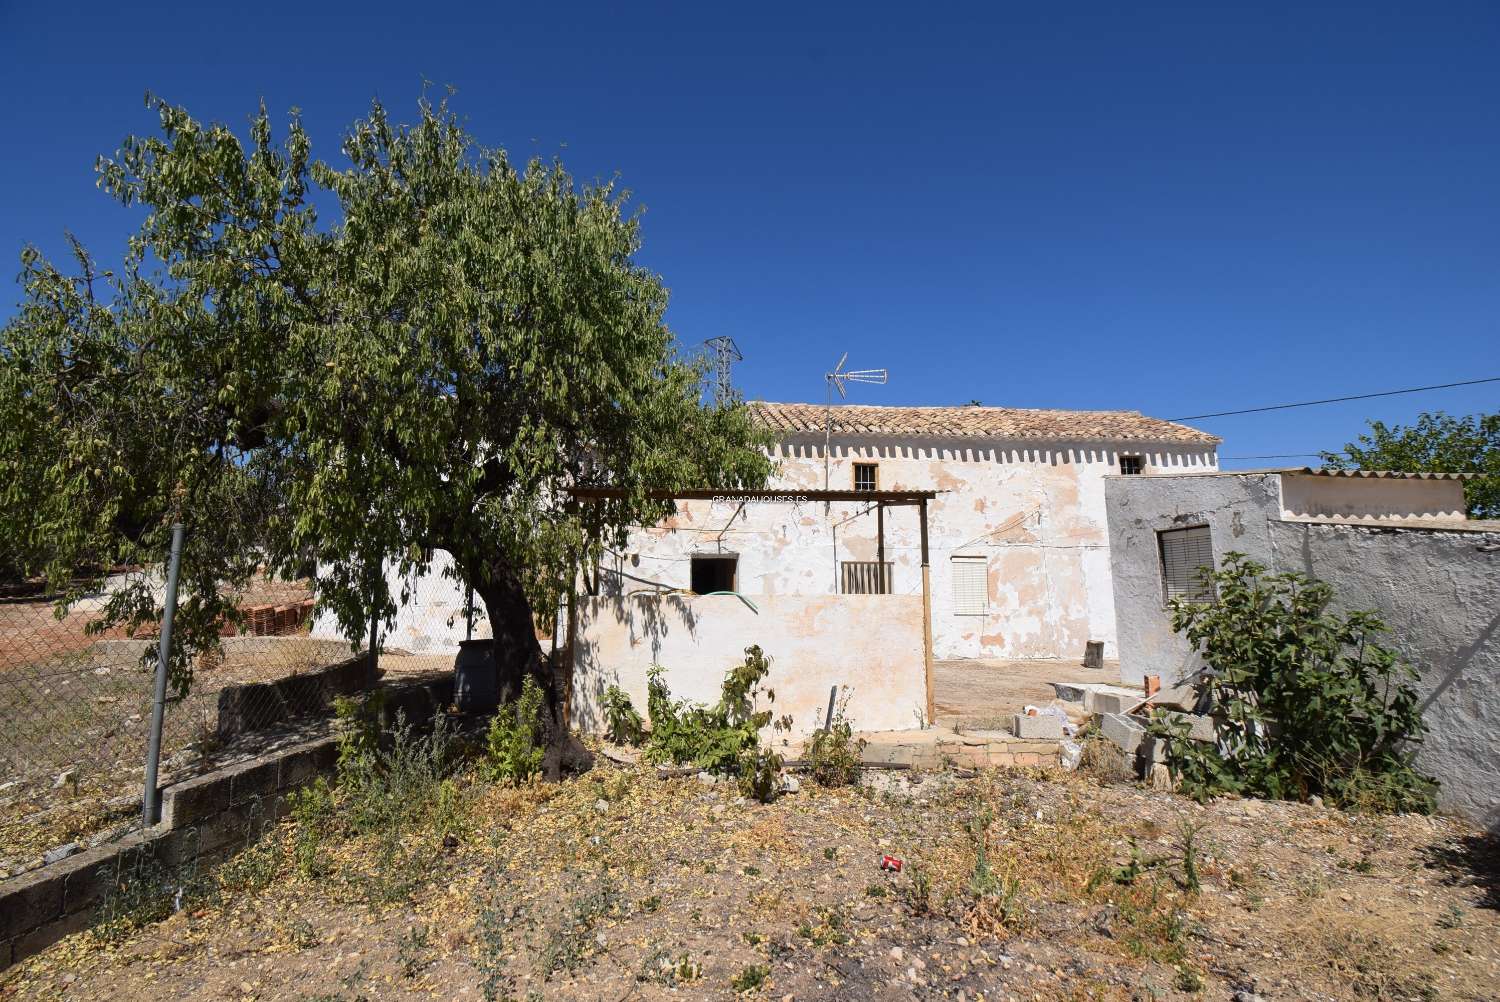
571 593 699 733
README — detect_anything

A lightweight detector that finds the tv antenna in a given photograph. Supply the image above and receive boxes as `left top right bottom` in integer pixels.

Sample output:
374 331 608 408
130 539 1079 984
704 336 743 406
823 352 889 489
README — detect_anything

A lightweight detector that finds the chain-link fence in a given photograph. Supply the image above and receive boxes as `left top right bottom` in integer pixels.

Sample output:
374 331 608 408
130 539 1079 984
0 552 366 880
0 538 486 882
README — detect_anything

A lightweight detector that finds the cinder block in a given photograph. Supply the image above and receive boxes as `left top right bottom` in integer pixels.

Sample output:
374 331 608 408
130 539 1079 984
11 907 93 960
1099 712 1147 754
276 737 338 790
0 868 64 941
1086 691 1143 716
228 757 281 807
1159 710 1216 743
59 833 150 912
1010 713 1064 740
1149 681 1201 713
160 770 231 829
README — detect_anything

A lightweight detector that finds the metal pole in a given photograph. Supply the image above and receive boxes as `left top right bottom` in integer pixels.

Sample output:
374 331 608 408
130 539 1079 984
824 685 838 731
918 498 935 727
142 522 185 829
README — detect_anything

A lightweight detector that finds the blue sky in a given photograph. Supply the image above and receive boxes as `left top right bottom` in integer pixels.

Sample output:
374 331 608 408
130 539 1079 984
2 1 1497 467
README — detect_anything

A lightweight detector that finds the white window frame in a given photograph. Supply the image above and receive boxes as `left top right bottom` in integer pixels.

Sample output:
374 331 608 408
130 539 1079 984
950 556 988 616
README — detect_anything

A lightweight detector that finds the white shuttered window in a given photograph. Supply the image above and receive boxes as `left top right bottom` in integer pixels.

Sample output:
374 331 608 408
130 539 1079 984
951 557 988 615
1158 526 1215 602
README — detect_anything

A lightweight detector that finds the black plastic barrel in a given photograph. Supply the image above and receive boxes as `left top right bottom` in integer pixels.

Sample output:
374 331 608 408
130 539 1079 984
454 639 499 713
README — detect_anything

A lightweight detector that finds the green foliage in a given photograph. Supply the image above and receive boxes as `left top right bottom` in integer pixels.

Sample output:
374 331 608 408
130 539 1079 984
803 689 866 787
485 675 546 784
1321 411 1500 518
601 684 645 745
644 646 783 779
0 94 772 693
1146 553 1437 812
731 964 769 992
287 778 335 877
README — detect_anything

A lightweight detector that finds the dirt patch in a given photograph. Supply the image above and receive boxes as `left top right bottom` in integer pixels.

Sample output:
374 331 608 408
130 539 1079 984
4 756 1496 1001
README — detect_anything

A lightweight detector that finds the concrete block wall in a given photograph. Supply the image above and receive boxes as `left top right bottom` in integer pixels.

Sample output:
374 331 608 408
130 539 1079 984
0 735 337 970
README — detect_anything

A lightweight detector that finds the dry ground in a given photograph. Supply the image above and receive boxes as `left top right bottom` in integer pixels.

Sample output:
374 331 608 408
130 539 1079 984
933 659 1121 729
4 750 1496 1002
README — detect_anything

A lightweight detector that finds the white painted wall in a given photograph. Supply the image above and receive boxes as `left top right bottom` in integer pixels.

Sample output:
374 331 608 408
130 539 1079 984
610 435 1218 661
571 594 927 738
1105 472 1500 828
1280 474 1466 523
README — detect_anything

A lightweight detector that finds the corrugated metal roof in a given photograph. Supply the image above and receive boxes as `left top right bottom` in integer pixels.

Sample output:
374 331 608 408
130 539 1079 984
750 401 1221 445
1110 467 1478 480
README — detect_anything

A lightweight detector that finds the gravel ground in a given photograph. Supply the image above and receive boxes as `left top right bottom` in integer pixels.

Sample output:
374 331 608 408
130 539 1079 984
4 755 1496 1002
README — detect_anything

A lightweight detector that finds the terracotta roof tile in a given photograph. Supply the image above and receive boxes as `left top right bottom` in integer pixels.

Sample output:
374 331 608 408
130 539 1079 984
749 401 1220 445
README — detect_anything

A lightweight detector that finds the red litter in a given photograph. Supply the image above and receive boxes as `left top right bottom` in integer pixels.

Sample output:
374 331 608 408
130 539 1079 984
880 855 904 872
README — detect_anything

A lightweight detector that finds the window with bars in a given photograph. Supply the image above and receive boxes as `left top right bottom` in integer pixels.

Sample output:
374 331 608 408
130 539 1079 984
1119 455 1144 475
841 561 893 594
1158 526 1215 602
951 556 988 615
853 463 878 491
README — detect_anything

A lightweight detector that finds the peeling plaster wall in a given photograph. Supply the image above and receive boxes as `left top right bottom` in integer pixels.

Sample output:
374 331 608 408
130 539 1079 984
571 594 927 737
609 436 1218 661
1106 473 1500 828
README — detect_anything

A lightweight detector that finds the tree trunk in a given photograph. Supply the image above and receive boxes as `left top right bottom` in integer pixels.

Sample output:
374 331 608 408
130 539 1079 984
468 557 582 780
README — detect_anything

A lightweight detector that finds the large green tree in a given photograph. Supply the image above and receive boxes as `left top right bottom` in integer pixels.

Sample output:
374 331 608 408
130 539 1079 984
1320 411 1500 518
0 96 770 768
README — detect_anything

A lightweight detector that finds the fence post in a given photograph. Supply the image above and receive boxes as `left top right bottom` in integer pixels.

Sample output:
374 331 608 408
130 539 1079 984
368 604 380 678
142 522 185 829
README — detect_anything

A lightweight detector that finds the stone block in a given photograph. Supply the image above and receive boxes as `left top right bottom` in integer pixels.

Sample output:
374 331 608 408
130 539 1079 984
1159 710 1216 743
1010 713 1064 740
1050 681 1089 704
859 742 915 768
1099 713 1147 754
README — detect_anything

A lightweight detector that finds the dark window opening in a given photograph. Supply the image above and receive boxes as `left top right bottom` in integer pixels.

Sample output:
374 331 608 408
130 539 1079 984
1120 455 1144 475
853 463 878 491
691 555 737 594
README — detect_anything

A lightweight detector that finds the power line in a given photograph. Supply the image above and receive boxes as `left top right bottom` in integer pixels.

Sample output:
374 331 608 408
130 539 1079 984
1170 376 1500 422
1219 453 1325 460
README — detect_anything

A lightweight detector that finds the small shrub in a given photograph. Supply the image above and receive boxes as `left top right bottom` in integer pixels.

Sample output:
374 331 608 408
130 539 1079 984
485 675 546 784
287 777 335 877
93 851 180 943
398 924 433 979
644 646 789 799
1148 554 1438 812
901 864 933 915
602 685 645 745
804 690 866 787
732 963 769 992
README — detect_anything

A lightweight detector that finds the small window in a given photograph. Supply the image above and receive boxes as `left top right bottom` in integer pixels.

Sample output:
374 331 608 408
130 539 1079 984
853 463 878 491
1158 526 1214 602
951 556 988 615
690 555 737 594
1119 455 1144 475
841 561 893 594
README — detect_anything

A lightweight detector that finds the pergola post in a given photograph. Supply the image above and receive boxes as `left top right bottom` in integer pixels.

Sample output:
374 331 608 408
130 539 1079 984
876 501 886 593
919 497 934 726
